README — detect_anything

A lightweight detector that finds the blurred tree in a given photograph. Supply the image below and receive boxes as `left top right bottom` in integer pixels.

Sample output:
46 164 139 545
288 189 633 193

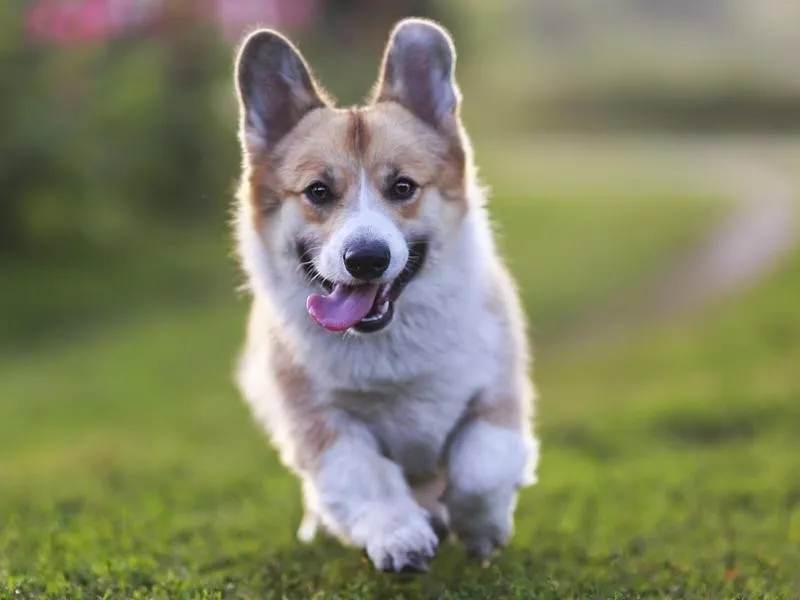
0 0 237 259
0 0 469 262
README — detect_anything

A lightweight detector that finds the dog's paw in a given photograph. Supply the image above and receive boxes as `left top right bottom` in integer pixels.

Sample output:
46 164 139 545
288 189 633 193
460 522 508 563
429 512 451 544
445 489 515 563
362 508 439 573
297 511 319 543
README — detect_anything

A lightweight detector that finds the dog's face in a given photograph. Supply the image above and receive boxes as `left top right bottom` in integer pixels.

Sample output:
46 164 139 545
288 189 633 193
235 19 469 334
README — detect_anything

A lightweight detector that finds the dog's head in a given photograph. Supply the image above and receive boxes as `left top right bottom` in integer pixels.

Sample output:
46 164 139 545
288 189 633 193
235 19 470 334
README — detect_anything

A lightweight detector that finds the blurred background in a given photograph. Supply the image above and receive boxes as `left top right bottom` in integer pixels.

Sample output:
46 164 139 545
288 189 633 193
2 0 799 594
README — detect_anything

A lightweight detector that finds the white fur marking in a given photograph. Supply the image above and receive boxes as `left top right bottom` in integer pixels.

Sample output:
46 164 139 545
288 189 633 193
448 421 532 494
358 167 370 212
310 432 438 570
317 169 409 284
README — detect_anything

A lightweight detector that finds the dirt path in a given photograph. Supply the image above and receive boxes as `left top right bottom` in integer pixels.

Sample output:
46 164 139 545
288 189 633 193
553 145 798 351
649 156 797 316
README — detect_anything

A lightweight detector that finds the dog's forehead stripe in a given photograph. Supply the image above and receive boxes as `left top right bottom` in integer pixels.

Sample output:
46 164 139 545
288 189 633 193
346 109 373 173
347 109 359 159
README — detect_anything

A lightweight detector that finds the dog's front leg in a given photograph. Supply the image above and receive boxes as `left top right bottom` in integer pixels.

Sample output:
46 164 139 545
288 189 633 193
306 418 439 573
443 392 538 561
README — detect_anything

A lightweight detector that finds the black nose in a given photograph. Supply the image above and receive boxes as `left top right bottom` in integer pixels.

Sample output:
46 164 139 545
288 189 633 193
343 241 391 280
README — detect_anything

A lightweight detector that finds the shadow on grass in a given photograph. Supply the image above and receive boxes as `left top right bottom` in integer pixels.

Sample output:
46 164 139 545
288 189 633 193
650 396 798 447
545 424 622 461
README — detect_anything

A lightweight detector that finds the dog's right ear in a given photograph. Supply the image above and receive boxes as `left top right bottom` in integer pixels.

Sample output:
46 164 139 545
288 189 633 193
373 19 460 132
235 30 328 154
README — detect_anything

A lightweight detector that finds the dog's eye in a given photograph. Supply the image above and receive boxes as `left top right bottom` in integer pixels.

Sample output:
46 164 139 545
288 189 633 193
387 177 418 202
304 181 333 205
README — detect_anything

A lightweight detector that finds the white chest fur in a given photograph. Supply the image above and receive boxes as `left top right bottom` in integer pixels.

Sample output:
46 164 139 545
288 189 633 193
313 267 502 480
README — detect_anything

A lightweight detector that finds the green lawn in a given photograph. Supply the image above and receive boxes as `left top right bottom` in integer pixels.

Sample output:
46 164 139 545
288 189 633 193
6 186 796 598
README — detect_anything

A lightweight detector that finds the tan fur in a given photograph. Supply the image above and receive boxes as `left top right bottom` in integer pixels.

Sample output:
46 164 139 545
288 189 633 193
470 394 525 430
246 157 283 228
472 266 535 431
242 301 339 472
270 336 339 470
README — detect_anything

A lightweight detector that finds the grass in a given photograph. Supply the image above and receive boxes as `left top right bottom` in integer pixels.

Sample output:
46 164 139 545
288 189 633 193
0 226 232 351
5 184 796 598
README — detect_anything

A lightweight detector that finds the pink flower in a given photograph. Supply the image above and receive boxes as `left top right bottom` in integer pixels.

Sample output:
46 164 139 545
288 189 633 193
26 0 318 45
27 0 115 44
213 0 318 40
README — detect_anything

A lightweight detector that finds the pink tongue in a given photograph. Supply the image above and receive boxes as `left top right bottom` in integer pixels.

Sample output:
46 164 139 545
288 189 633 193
307 284 380 332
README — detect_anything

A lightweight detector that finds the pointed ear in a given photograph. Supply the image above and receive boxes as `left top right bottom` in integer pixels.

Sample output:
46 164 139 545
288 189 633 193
373 18 461 130
235 29 328 153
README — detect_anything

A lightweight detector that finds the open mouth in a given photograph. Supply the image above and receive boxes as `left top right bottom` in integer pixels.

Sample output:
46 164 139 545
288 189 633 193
298 240 428 334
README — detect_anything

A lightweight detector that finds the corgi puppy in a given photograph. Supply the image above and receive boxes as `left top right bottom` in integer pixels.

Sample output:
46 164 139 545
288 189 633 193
233 18 538 573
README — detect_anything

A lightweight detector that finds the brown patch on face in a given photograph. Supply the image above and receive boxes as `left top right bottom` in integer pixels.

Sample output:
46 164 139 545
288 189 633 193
360 102 468 221
436 140 468 203
396 197 423 220
242 108 360 235
273 109 362 232
347 108 370 157
275 109 357 189
270 333 338 471
244 154 284 230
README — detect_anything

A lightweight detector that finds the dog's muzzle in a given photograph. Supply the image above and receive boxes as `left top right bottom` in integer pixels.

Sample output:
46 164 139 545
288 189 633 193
298 239 428 333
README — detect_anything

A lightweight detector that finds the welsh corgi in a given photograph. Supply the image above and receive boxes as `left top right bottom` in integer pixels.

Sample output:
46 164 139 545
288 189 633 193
233 18 538 573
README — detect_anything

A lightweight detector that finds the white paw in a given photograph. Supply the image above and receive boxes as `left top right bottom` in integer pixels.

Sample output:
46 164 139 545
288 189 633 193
297 512 319 543
357 505 439 573
445 487 516 561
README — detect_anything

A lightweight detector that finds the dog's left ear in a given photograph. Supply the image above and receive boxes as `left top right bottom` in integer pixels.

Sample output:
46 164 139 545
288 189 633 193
373 18 461 131
235 29 328 154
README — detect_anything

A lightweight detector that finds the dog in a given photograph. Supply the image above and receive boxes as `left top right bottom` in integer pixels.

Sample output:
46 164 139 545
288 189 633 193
232 17 539 573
